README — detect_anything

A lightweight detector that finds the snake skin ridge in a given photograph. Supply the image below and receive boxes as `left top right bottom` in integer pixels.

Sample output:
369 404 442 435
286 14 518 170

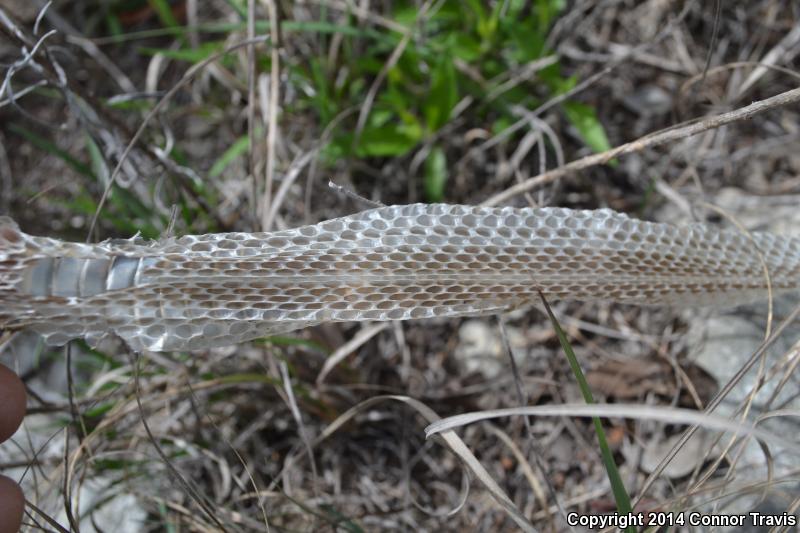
1 204 799 351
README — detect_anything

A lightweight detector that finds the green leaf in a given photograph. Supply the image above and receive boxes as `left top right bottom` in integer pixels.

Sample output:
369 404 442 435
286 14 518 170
424 51 458 132
368 108 394 129
94 458 141 471
138 41 226 64
534 0 568 31
538 292 635 533
84 134 109 184
8 124 94 178
423 146 448 202
505 18 547 62
502 0 530 17
84 402 115 419
563 101 612 154
105 98 152 112
92 19 390 46
392 3 422 27
105 13 124 39
72 339 121 369
318 504 365 533
209 134 252 178
307 58 334 123
485 0 504 40
282 20 387 41
257 335 330 354
355 123 421 157
492 116 514 135
452 33 482 61
147 0 180 28
383 82 418 124
465 0 491 39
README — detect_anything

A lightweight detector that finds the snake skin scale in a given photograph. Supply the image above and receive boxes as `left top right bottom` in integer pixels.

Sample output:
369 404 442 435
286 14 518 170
1 204 799 351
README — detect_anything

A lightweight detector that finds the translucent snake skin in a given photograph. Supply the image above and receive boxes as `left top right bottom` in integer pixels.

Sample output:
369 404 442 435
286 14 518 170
1 204 799 352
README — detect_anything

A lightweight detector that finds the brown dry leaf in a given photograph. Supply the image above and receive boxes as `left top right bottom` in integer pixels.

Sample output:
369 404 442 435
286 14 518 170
587 357 718 406
587 358 674 398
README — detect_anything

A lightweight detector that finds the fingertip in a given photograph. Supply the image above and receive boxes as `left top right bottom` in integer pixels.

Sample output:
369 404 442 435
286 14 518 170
0 474 24 533
0 363 26 442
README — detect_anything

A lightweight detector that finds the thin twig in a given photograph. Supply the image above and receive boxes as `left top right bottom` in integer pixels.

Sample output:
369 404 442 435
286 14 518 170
131 351 231 532
482 86 800 206
247 0 258 219
260 0 280 231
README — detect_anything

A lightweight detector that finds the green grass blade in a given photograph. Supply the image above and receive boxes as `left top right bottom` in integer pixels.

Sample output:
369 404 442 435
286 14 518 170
562 100 613 155
138 41 227 64
8 123 94 178
208 134 252 179
538 291 635 531
423 145 448 202
84 133 109 184
94 20 390 45
147 0 180 28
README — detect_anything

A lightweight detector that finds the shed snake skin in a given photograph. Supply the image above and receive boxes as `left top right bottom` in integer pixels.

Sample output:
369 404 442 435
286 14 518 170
1 204 799 352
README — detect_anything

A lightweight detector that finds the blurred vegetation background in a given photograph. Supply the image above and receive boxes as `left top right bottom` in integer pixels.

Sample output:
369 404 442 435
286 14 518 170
2 0 617 240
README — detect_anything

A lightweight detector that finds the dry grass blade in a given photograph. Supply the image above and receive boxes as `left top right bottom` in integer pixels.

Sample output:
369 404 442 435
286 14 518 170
498 316 574 530
23 498 71 533
700 201 775 339
424 403 795 451
316 323 388 385
315 395 538 533
131 352 231 532
278 360 319 501
259 0 280 231
484 424 548 512
737 23 800 97
634 302 800 508
246 0 258 218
